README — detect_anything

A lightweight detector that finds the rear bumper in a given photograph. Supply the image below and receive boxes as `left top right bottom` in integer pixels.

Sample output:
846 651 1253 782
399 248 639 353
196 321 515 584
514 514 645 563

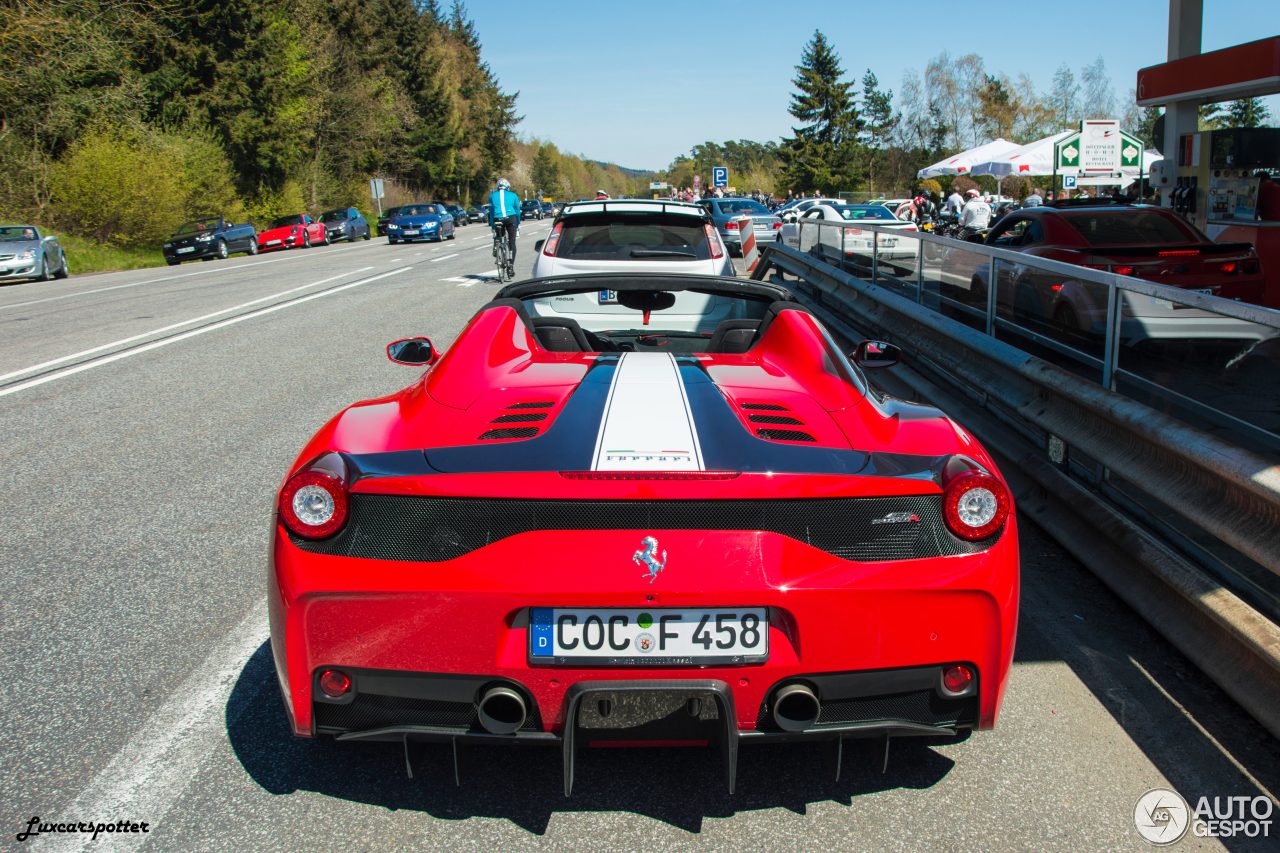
269 523 1019 742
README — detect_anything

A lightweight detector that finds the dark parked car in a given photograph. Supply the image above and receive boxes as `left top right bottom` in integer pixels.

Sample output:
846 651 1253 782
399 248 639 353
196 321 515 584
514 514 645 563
319 207 370 242
384 203 456 244
0 224 68 281
521 199 544 220
539 201 555 217
960 201 1269 344
163 216 258 265
376 205 405 237
445 205 469 228
466 206 486 224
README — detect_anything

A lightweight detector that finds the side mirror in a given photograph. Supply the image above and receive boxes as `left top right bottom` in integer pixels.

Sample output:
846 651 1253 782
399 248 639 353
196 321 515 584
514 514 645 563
851 340 901 369
534 239 545 254
386 337 437 366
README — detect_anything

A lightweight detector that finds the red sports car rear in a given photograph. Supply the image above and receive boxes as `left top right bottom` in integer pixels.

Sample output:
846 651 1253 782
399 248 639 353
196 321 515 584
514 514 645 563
268 275 1019 792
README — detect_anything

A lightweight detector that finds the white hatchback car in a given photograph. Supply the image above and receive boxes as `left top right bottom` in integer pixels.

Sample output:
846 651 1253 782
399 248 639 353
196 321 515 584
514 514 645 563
530 199 733 279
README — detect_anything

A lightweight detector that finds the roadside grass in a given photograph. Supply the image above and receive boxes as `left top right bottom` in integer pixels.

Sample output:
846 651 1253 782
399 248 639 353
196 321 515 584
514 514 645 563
56 234 166 276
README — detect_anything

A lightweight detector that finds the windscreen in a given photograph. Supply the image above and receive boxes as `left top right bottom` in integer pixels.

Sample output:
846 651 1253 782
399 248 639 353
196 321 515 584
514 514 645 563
320 209 346 222
0 226 38 240
398 205 436 217
174 217 222 235
716 200 770 215
554 213 712 261
271 215 304 228
835 206 895 221
1062 211 1199 245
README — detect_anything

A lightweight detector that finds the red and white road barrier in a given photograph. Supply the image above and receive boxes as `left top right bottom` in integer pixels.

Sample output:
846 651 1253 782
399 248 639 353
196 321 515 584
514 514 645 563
736 216 759 272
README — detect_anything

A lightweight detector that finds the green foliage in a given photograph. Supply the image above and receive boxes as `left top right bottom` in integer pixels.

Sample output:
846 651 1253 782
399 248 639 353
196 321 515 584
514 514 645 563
918 179 943 197
50 123 185 246
781 30 863 194
54 234 167 275
1224 98 1271 129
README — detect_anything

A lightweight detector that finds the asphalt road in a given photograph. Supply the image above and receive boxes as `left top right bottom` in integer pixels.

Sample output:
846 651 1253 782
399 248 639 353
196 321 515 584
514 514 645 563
1 223 1276 851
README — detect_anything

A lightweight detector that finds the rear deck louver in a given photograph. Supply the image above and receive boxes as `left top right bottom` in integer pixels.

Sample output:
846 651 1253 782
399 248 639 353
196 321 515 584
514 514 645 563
741 402 817 443
479 402 555 440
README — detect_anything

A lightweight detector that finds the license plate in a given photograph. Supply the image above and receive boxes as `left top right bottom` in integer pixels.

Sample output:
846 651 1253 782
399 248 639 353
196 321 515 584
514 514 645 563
598 290 618 304
265 240 280 246
881 238 897 246
176 247 195 254
529 607 768 665
403 229 419 236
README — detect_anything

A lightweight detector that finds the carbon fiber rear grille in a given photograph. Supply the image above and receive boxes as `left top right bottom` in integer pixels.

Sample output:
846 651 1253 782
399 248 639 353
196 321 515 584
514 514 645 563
757 429 816 442
748 415 804 425
506 401 554 409
755 689 977 730
289 494 996 562
479 427 540 440
491 413 547 423
741 403 786 411
315 693 541 733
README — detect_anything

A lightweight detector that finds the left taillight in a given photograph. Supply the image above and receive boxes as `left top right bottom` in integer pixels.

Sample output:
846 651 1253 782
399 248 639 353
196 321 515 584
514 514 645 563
543 221 563 256
704 223 724 259
942 469 1010 541
279 454 349 539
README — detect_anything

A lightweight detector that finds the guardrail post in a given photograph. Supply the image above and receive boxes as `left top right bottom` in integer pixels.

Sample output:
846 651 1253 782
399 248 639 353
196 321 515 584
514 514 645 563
839 224 846 268
916 239 925 303
871 232 879 282
986 256 998 336
1101 281 1121 390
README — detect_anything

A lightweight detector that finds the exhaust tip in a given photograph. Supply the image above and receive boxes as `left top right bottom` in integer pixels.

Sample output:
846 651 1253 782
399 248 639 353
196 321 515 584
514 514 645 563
477 686 527 735
772 683 820 732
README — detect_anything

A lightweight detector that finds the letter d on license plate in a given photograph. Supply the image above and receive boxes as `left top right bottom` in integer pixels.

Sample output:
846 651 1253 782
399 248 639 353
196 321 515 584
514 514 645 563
529 607 768 665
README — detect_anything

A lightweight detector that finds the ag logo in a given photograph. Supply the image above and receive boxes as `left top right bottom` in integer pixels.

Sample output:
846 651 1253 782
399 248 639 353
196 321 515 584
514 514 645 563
1134 788 1190 845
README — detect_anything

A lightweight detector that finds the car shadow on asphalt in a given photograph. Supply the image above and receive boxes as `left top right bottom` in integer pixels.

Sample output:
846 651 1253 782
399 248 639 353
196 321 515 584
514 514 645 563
227 643 959 834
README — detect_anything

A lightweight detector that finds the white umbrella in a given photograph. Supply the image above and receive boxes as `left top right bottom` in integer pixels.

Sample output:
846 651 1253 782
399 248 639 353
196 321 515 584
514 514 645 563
916 138 1021 179
969 131 1074 177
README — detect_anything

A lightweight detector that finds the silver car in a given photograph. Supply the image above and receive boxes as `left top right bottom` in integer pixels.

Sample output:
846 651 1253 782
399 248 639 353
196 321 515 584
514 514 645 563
699 198 781 255
0 225 68 282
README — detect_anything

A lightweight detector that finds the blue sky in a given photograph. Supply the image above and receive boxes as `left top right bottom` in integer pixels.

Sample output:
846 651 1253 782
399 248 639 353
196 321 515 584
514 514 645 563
466 0 1280 171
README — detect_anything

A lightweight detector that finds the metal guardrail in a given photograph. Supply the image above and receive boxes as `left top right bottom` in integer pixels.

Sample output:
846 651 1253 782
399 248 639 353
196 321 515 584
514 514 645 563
754 235 1280 737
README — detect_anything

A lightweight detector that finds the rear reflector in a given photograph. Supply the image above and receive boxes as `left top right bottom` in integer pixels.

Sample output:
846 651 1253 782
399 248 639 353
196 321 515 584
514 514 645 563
942 665 973 694
1112 265 1135 276
1219 261 1237 274
319 669 351 698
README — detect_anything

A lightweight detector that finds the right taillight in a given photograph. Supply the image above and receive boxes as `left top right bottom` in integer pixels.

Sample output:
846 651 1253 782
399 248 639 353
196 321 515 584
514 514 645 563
542 221 563 256
942 470 1010 541
705 223 723 259
279 455 349 539
725 220 739 230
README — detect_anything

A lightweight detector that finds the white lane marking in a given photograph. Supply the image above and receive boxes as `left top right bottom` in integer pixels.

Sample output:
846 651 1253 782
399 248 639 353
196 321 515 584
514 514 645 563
0 242 382 313
591 353 703 471
387 258 401 262
429 253 460 263
0 267 411 398
469 235 489 242
0 268 375 384
31 603 270 853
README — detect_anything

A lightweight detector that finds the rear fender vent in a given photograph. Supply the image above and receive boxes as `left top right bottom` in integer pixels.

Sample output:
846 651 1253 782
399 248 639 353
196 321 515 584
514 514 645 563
739 401 816 442
491 413 547 423
757 429 817 442
506 401 554 409
479 427 540 440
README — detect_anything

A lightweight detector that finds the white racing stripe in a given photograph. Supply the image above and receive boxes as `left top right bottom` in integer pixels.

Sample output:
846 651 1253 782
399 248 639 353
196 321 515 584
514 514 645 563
0 267 411 398
0 267 374 384
31 603 271 853
590 352 704 471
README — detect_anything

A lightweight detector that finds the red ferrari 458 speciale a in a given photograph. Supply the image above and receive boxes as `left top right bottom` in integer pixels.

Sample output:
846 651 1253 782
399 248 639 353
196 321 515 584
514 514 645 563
269 273 1019 793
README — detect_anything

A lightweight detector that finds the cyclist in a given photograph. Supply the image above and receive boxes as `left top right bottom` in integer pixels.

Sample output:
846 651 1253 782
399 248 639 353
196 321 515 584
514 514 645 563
487 178 521 277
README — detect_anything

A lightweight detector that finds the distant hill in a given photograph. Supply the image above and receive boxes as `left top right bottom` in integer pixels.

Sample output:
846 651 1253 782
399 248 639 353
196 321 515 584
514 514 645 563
590 161 656 180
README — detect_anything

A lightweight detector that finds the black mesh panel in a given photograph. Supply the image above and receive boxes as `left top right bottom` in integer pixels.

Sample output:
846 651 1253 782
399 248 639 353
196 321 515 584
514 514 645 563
289 494 999 562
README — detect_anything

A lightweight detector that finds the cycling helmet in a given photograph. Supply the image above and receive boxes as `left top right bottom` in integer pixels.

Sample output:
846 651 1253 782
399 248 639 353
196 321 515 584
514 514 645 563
496 178 511 190
595 189 610 199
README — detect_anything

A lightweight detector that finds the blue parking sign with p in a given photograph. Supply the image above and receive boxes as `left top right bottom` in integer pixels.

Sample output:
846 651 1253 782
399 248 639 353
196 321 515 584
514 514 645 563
713 167 728 187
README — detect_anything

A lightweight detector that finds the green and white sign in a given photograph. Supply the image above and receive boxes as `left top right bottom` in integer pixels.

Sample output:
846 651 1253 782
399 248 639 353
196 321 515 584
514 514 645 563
1056 133 1081 170
1119 132 1143 169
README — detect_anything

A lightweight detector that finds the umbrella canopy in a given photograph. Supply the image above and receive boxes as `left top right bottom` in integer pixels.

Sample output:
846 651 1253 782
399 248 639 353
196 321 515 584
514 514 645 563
971 133 1161 178
916 139 1021 179
969 131 1074 177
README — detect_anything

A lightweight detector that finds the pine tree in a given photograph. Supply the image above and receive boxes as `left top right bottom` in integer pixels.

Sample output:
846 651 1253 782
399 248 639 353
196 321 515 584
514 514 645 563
859 70 895 193
781 31 859 193
1225 98 1270 129
531 144 560 197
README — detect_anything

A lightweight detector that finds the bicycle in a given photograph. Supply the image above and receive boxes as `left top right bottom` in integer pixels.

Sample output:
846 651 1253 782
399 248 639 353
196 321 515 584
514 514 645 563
491 224 512 283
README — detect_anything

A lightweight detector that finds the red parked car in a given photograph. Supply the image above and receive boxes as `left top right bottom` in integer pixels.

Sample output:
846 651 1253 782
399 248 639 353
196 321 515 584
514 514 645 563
256 213 328 252
268 273 1020 792
967 202 1269 341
